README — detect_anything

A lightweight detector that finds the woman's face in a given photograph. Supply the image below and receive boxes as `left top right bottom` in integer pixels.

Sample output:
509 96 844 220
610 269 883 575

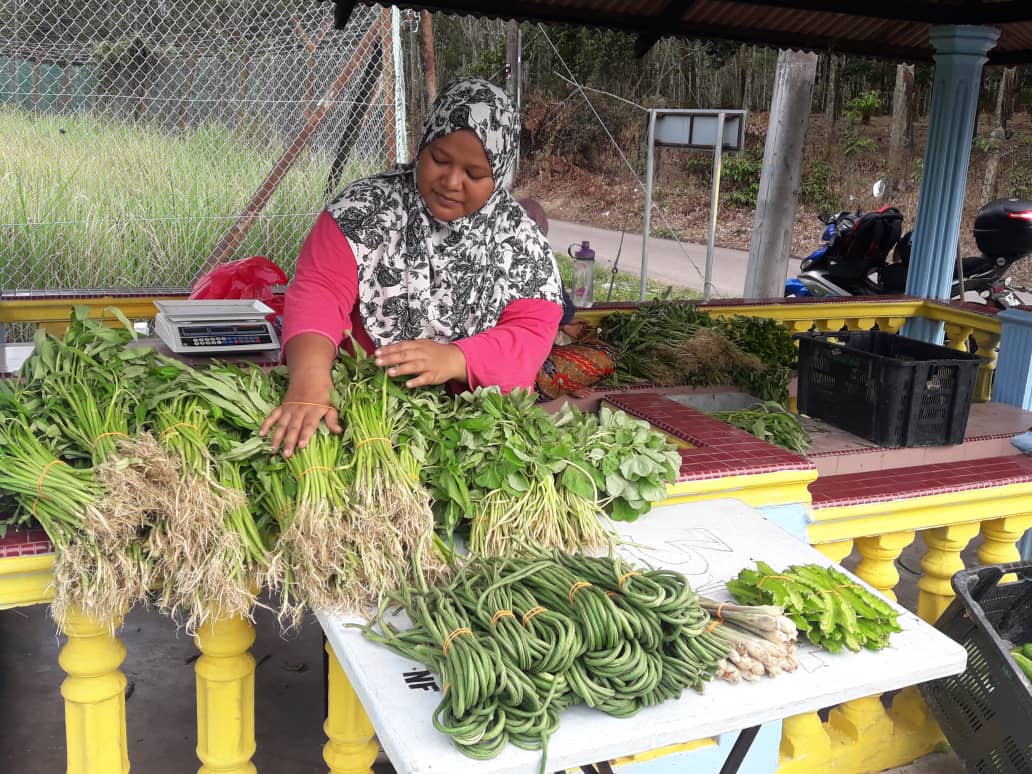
415 129 495 221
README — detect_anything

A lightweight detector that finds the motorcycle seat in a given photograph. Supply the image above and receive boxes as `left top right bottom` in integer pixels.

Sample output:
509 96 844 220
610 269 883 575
961 254 1004 276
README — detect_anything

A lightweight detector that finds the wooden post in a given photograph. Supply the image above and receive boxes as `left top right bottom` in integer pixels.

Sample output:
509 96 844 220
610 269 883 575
743 50 818 299
421 11 437 104
180 53 196 131
293 16 334 120
381 8 397 166
505 21 522 185
197 17 382 278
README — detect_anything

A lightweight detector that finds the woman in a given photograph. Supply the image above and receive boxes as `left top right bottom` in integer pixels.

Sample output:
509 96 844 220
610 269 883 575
260 77 564 457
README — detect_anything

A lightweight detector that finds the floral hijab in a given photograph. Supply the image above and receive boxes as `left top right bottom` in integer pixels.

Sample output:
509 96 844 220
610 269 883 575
325 77 563 347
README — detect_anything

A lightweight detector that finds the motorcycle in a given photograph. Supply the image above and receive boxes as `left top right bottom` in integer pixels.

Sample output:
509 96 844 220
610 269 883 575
785 185 1032 310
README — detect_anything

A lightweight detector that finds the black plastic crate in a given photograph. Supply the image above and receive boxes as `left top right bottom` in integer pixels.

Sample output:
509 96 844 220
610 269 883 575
794 330 983 447
919 562 1032 774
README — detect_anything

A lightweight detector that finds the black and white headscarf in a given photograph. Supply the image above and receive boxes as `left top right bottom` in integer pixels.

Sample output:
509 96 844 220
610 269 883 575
325 76 563 347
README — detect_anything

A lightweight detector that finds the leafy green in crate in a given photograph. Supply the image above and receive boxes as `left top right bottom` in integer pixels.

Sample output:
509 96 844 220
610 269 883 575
727 561 902 653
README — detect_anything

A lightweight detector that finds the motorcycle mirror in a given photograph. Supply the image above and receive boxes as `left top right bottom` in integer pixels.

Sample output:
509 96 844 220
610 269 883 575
872 179 887 199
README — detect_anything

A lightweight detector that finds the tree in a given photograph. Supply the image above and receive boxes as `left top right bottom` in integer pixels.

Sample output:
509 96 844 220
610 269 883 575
981 67 1017 203
887 64 915 192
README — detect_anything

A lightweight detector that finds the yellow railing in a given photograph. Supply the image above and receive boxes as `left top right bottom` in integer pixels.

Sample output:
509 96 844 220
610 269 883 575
577 297 1003 402
0 294 1016 774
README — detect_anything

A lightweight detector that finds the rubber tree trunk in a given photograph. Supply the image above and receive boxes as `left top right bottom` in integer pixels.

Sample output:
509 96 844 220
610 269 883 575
743 50 819 299
887 64 916 193
981 67 1016 204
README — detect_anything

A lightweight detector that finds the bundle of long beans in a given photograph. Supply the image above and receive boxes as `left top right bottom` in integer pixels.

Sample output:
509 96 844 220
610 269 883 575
363 551 730 771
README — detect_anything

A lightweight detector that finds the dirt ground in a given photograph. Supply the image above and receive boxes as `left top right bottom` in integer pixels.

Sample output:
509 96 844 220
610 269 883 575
515 110 1032 288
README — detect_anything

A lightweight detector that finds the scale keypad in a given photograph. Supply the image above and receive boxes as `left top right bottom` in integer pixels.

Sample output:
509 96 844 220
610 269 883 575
180 323 275 348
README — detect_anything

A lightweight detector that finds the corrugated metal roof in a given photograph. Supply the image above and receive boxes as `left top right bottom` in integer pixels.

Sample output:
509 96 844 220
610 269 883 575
332 0 1032 64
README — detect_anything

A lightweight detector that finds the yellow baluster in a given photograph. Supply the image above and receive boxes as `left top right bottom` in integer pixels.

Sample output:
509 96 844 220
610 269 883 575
918 522 980 623
324 643 378 774
59 608 129 774
778 712 831 770
943 324 974 351
854 531 915 600
978 515 1032 569
813 539 853 564
194 615 257 774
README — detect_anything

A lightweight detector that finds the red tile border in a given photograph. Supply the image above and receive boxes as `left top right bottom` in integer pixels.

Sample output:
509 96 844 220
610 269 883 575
0 526 54 559
604 392 814 482
810 455 1032 508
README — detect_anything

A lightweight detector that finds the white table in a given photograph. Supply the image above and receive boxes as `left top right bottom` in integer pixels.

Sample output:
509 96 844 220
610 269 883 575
318 498 967 774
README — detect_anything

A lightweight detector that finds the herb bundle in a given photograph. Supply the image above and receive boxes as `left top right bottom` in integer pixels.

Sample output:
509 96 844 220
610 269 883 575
727 561 903 653
710 401 811 454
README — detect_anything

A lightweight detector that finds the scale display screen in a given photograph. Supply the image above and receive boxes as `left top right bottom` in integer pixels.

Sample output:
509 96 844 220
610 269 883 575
178 323 275 348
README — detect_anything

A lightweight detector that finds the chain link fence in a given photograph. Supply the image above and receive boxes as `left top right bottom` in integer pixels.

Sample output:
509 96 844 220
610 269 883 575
0 0 405 306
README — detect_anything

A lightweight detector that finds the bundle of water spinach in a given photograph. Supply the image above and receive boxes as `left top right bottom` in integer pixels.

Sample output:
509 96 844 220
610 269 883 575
727 561 902 653
363 551 731 771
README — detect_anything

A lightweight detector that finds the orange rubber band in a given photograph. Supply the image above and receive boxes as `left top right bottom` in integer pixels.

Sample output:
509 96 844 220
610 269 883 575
356 436 391 449
91 431 129 448
490 610 515 627
299 465 335 477
282 401 333 410
442 627 473 656
605 590 618 598
758 574 795 587
715 602 728 623
36 460 67 498
160 422 200 438
617 571 641 592
568 581 593 605
706 619 721 633
521 606 547 626
442 682 450 695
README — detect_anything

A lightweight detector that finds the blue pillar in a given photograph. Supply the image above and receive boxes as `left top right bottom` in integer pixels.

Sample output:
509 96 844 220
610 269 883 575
902 25 999 344
992 309 1032 410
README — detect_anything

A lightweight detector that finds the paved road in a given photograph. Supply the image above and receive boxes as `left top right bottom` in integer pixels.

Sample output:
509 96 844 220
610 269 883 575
547 218 791 299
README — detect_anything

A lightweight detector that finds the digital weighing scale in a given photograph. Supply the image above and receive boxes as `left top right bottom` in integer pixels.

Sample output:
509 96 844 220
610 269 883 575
154 299 280 355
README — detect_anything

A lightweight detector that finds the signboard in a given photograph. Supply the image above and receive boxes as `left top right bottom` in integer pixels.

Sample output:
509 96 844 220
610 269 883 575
654 110 746 150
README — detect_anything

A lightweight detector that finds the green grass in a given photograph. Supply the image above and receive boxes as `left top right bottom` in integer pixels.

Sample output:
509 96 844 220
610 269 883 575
0 106 379 290
554 254 697 303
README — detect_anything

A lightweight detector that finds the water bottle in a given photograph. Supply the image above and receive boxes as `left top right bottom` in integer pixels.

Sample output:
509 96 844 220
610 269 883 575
568 240 595 309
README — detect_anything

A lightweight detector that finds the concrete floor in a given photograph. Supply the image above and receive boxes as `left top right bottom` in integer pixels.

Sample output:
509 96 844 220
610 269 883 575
2 539 973 774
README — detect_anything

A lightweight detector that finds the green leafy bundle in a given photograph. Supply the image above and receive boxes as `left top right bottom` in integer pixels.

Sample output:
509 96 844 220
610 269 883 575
597 301 796 403
710 402 811 454
727 561 902 653
418 389 681 553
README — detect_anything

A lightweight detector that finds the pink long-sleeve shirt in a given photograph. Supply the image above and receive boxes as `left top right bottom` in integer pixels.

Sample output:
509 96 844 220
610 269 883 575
281 211 562 391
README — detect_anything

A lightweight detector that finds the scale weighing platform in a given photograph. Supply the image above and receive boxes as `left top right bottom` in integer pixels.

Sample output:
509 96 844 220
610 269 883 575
154 299 280 355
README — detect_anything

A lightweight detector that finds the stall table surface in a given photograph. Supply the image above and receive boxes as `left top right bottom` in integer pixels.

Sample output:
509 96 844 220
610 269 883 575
318 498 967 774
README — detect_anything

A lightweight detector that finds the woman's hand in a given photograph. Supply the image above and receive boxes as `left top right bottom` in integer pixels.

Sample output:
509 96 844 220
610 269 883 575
259 333 341 458
259 383 343 458
374 340 467 387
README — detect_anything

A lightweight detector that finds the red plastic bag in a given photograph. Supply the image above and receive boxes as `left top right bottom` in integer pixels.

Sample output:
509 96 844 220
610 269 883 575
190 256 287 319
